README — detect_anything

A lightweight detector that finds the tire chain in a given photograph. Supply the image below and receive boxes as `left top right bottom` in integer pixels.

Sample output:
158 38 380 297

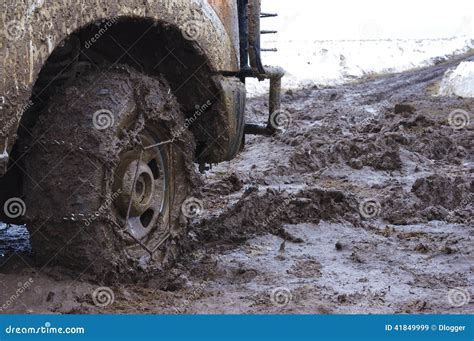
47 137 174 261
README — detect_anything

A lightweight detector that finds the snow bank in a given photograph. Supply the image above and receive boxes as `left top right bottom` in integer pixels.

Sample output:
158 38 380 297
247 38 474 97
247 0 474 97
439 62 474 98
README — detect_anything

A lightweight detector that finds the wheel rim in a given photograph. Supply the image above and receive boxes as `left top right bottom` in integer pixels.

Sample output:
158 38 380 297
113 130 168 241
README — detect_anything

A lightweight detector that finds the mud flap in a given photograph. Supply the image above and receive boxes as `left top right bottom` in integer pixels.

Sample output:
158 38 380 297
212 76 246 162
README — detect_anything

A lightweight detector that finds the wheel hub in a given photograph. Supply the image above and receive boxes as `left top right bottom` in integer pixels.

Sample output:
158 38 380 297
112 133 168 241
115 160 155 217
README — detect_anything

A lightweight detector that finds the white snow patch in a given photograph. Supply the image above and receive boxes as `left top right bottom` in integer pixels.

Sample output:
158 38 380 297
247 0 474 97
247 38 474 97
439 61 474 98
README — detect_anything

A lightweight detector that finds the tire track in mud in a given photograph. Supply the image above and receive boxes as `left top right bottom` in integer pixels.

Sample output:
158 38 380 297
175 53 473 313
194 52 473 250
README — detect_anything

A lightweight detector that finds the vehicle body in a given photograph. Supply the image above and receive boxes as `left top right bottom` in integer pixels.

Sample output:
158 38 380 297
0 0 281 277
1 0 247 170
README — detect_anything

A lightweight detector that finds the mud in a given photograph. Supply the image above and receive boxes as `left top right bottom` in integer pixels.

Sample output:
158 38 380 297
21 67 199 282
0 53 473 314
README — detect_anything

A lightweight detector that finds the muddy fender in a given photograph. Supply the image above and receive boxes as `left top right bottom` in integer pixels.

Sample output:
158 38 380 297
213 76 246 162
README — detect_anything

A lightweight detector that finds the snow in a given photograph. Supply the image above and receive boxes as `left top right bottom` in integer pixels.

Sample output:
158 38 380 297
247 0 474 97
439 62 474 98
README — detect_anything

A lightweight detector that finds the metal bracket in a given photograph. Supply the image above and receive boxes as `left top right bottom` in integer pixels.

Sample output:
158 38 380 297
239 0 285 136
242 66 285 136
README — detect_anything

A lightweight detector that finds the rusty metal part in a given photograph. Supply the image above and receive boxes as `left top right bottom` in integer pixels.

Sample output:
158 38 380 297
244 66 285 136
238 0 284 136
237 0 250 71
207 0 240 63
267 67 285 116
245 0 279 74
247 0 265 74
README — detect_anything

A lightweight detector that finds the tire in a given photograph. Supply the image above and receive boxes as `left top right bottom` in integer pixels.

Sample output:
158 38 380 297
23 68 198 281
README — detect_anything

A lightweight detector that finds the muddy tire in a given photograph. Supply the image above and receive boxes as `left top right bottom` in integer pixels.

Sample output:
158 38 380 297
23 68 197 281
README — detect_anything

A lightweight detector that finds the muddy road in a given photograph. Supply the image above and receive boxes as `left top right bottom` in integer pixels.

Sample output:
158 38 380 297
1 53 473 314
